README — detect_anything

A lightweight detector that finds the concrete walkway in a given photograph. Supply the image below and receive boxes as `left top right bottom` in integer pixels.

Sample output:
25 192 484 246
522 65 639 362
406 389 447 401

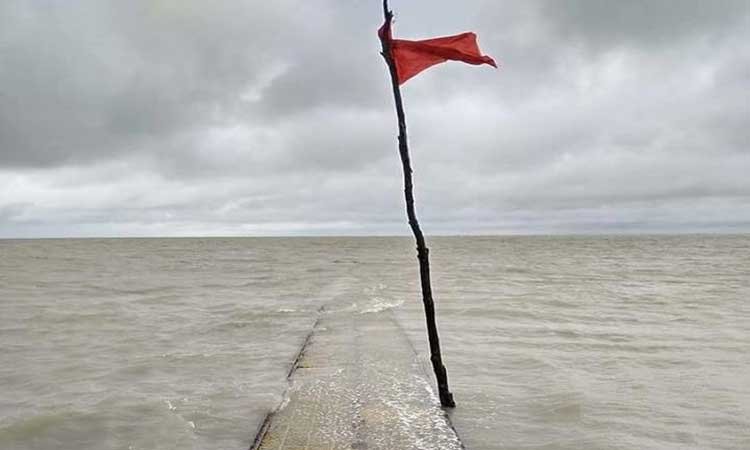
251 307 463 450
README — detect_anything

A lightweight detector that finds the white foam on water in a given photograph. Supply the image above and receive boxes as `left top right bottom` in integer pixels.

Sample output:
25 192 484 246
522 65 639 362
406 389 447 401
360 297 405 314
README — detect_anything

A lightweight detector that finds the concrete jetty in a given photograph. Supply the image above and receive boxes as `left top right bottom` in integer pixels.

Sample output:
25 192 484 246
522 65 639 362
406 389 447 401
250 307 463 450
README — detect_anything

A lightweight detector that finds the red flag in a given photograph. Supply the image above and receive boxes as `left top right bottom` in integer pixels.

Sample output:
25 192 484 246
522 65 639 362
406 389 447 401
379 20 497 85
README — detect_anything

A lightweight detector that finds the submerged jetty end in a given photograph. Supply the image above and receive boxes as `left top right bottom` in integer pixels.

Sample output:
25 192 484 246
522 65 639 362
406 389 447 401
250 308 464 450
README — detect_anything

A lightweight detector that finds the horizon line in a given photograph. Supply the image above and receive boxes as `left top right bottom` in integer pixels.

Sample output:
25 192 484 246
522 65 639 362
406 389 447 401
1 230 748 241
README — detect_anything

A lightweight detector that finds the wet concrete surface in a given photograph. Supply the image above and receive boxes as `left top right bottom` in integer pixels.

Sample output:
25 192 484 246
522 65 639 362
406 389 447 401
252 308 463 450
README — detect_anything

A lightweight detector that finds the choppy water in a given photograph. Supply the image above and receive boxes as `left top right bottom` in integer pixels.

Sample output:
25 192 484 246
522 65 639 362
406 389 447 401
1 236 748 450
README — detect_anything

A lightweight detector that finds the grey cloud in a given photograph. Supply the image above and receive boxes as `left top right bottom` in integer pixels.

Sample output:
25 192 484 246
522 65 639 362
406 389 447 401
1 0 749 237
0 0 349 167
539 0 750 48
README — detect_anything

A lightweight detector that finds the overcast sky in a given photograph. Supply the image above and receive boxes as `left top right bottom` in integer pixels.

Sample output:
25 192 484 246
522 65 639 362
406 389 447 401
1 0 748 238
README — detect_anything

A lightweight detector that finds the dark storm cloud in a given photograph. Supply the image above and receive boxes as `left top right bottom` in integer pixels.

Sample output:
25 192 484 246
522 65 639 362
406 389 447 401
1 0 748 237
0 0 347 166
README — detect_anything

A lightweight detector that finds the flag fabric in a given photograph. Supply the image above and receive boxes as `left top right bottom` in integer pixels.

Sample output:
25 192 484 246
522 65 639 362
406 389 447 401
379 20 497 85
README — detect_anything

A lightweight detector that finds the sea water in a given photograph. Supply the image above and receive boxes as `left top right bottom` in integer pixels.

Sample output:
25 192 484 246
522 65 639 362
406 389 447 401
1 236 748 449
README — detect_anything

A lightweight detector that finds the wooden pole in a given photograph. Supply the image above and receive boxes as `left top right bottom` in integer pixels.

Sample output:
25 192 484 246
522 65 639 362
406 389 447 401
379 0 455 408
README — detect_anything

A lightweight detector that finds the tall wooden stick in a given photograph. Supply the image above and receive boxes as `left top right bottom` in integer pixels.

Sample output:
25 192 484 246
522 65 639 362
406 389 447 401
379 0 455 408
